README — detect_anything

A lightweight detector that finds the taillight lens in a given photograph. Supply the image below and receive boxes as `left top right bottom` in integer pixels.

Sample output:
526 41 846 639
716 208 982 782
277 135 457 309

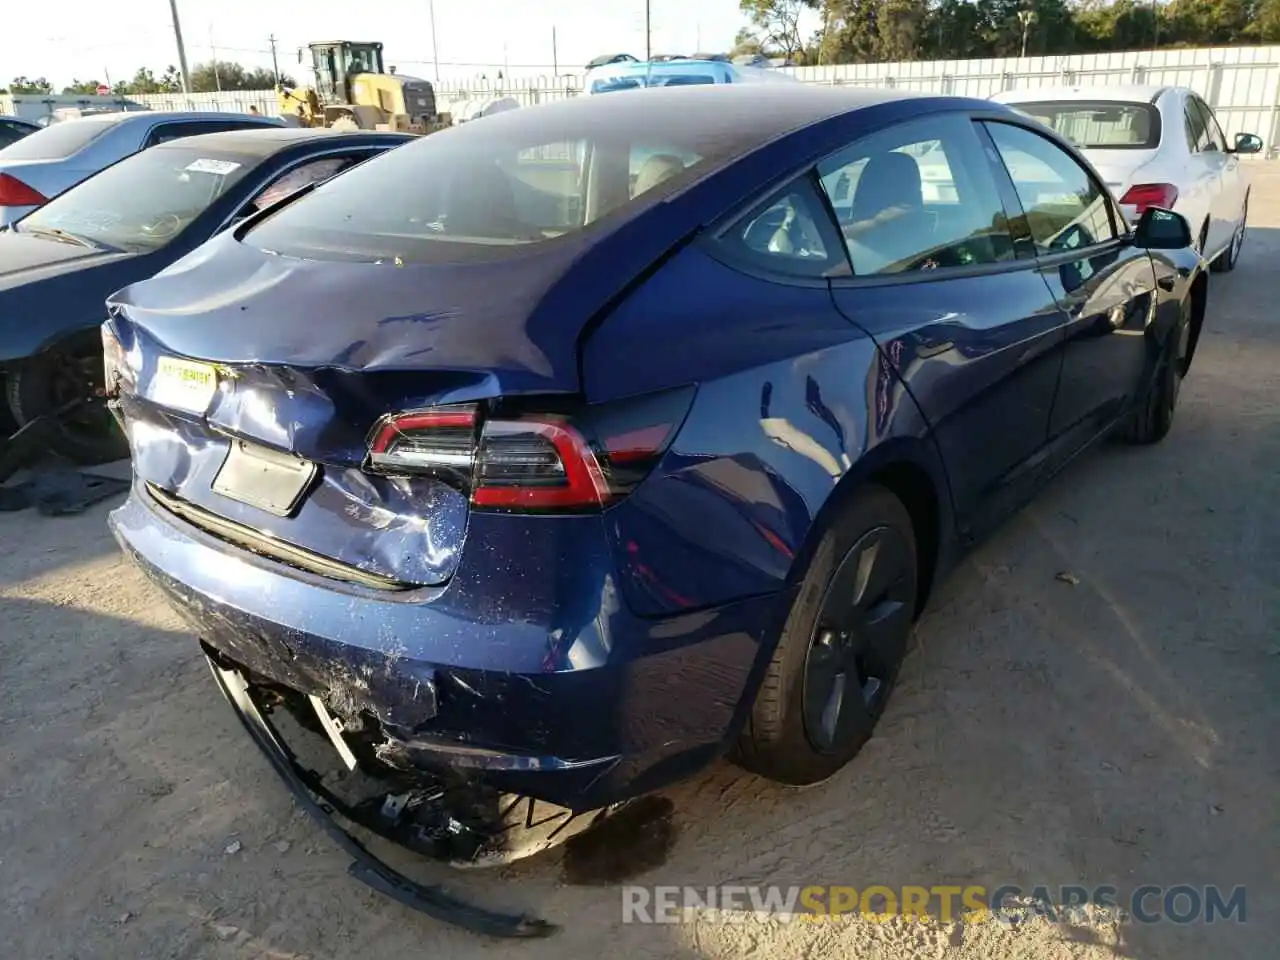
366 387 694 512
0 173 47 207
1119 182 1179 217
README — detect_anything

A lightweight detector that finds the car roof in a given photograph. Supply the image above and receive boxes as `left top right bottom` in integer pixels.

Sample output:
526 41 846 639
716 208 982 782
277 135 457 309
65 110 276 127
476 83 926 149
993 85 1170 105
151 127 412 158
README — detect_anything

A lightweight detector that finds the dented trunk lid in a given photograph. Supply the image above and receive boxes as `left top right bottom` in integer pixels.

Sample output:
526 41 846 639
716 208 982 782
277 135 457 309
106 232 594 588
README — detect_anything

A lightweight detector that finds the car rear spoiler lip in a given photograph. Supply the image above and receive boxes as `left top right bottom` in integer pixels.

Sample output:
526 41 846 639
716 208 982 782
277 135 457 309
204 649 557 939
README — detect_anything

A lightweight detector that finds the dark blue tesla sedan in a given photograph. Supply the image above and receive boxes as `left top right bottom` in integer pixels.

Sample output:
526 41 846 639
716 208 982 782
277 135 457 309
104 84 1204 916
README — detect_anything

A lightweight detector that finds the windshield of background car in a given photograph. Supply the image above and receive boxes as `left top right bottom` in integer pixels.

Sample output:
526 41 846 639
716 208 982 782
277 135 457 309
1008 101 1160 149
0 118 117 160
245 116 739 263
19 146 257 252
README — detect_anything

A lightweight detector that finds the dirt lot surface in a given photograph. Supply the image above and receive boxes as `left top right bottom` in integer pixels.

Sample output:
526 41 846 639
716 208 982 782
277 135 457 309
3 169 1277 960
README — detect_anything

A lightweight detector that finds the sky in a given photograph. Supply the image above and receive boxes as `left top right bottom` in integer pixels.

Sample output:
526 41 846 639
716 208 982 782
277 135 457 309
2 0 789 90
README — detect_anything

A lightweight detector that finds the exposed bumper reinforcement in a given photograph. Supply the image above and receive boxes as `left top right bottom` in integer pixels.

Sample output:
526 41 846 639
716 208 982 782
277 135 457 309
205 652 556 939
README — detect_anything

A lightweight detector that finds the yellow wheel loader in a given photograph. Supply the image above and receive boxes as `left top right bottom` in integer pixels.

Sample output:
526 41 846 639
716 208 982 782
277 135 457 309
277 41 451 134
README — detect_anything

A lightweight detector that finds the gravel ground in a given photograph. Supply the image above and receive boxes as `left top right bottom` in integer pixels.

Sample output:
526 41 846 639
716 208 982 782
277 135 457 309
2 168 1277 960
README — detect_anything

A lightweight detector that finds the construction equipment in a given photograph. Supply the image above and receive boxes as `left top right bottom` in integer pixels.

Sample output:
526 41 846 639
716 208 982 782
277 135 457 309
278 41 450 134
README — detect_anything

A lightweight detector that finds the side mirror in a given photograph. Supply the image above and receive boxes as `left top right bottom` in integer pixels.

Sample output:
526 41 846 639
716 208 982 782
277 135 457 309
1133 207 1192 250
1232 132 1264 155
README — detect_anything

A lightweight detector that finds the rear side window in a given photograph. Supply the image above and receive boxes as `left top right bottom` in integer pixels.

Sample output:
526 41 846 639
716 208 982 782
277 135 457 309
1184 99 1210 153
816 113 1016 276
0 120 35 149
145 119 268 147
249 156 359 210
985 122 1118 253
714 179 841 279
0 119 114 160
1189 97 1226 152
1008 101 1160 149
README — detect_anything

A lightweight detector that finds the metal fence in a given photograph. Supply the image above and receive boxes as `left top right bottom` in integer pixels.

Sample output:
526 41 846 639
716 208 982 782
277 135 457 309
790 44 1280 153
10 44 1277 155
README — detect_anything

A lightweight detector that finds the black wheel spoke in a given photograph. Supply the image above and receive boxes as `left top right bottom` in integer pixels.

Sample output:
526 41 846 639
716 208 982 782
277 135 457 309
802 521 916 755
858 597 912 691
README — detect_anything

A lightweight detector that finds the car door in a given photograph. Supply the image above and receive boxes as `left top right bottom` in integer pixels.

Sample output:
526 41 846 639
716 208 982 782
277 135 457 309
821 113 1067 540
1179 92 1225 255
1191 95 1242 251
983 120 1158 464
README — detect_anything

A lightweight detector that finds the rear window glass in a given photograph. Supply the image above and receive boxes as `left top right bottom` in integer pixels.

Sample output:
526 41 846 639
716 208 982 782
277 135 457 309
0 118 116 160
246 115 736 264
1008 101 1160 150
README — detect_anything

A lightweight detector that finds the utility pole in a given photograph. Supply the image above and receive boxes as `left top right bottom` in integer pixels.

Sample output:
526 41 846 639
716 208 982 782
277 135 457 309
210 25 222 92
167 0 192 93
268 34 281 86
1017 9 1036 58
552 26 558 77
645 0 652 61
428 0 441 82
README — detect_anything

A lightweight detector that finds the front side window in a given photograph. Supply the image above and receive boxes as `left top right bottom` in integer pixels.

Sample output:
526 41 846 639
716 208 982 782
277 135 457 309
985 122 1118 254
816 114 1016 276
17 146 257 252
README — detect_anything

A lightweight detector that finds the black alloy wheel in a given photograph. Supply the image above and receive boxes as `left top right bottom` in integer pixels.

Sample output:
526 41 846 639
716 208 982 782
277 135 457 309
801 526 915 754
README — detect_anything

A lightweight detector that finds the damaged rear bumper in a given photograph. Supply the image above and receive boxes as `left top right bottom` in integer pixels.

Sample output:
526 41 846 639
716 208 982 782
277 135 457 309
205 650 555 938
110 483 786 808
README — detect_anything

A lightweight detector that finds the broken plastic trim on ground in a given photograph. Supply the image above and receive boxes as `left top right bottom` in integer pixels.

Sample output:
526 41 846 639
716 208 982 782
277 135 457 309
205 644 577 938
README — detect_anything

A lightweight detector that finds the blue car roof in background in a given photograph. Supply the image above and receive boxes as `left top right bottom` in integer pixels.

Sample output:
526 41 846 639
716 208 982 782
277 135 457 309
583 58 798 93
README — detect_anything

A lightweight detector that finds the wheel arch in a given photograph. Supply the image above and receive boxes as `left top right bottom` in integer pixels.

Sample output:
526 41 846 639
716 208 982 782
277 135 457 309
786 437 952 617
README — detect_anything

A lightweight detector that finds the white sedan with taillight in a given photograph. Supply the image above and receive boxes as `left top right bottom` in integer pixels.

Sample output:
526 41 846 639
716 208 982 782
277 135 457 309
992 84 1263 272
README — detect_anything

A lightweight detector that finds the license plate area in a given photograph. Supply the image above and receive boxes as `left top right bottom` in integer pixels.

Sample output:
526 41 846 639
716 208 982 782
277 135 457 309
212 439 318 517
151 356 219 415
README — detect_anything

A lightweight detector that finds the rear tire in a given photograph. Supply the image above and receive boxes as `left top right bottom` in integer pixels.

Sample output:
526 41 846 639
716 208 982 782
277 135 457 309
734 484 918 785
5 348 127 465
1121 312 1189 445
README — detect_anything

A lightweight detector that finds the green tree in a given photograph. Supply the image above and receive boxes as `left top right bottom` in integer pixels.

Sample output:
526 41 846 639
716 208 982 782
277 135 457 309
62 79 105 95
190 61 294 92
878 0 930 60
740 0 821 61
819 0 883 63
8 76 54 94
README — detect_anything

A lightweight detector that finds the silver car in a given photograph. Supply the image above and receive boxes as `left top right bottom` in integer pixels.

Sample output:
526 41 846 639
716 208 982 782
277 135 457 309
0 110 282 227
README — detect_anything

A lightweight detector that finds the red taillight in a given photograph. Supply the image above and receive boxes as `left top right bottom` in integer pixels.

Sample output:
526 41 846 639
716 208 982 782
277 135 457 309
0 173 47 207
365 387 694 512
1119 182 1179 217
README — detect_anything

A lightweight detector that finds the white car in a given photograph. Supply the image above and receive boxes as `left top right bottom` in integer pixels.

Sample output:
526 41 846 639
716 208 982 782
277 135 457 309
992 84 1263 272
